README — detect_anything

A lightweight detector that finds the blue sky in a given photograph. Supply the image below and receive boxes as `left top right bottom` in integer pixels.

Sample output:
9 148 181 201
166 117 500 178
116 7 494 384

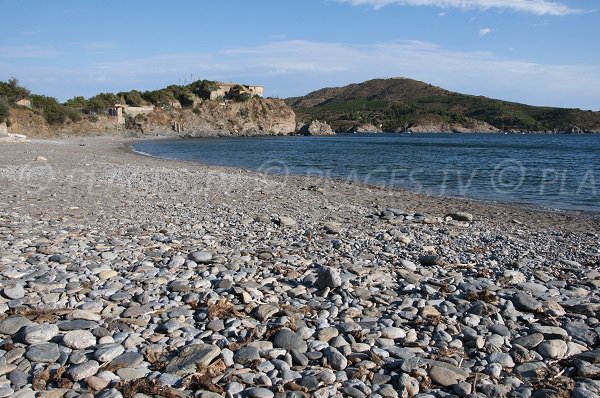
1 0 598 109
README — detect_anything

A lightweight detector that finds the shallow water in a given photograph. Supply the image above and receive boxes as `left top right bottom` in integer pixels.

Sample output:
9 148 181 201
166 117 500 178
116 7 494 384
133 133 600 212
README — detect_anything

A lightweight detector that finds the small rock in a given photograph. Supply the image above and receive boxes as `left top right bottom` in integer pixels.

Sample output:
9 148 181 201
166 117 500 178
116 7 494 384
255 304 279 321
429 365 467 386
68 360 100 381
2 283 25 300
419 255 444 266
25 343 60 363
94 344 125 362
317 266 342 289
22 324 59 344
276 216 297 227
538 339 569 359
512 292 543 312
324 346 347 370
165 344 221 376
189 251 213 264
0 316 32 335
246 387 274 398
381 327 406 340
447 212 473 222
233 346 260 365
63 330 97 350
272 329 308 353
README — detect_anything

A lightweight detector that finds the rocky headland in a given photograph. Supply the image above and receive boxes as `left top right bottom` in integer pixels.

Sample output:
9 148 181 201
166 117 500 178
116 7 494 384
0 137 599 398
7 98 298 139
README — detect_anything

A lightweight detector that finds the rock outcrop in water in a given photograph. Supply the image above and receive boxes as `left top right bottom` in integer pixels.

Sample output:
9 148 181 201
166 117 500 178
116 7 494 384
296 119 335 136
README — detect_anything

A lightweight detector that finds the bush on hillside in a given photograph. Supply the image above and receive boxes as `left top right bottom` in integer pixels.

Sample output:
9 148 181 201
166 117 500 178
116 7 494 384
31 95 82 125
64 96 88 109
190 80 218 99
0 99 9 124
0 77 30 103
88 93 121 114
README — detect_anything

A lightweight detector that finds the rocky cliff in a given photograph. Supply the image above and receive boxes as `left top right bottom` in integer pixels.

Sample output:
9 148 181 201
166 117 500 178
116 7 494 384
7 98 297 138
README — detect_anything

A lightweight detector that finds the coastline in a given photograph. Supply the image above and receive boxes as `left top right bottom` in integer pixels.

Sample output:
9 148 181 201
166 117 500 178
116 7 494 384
1 135 599 397
128 135 600 230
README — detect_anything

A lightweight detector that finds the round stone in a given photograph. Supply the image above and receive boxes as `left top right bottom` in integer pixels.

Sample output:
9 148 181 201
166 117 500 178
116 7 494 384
233 346 260 365
2 283 24 300
26 343 61 363
22 324 59 344
272 329 307 353
68 360 100 381
63 330 97 350
0 316 32 335
246 387 274 398
188 251 212 264
538 339 568 359
381 327 406 340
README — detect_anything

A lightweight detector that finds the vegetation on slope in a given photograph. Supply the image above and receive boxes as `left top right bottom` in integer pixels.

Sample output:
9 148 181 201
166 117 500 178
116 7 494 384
286 78 600 132
0 78 262 128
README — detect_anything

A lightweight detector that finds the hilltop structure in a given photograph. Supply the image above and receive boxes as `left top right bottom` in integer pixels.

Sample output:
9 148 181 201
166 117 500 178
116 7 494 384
206 83 264 100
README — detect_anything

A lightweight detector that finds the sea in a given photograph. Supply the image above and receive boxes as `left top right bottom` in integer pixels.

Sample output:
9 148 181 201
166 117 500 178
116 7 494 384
132 133 600 212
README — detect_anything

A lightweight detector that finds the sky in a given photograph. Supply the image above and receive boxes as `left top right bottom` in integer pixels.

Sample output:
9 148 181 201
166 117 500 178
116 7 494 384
1 0 598 110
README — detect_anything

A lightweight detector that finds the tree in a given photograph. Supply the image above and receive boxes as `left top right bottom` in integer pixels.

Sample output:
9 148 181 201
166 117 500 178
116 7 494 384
64 96 88 109
190 80 218 99
119 90 148 107
0 77 30 102
0 99 9 124
87 93 120 114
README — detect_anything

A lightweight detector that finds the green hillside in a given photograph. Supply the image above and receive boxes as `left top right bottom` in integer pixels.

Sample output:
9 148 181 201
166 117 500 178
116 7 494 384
286 78 600 133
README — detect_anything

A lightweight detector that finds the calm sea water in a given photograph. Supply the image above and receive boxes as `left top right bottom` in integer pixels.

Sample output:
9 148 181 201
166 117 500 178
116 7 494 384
133 133 600 212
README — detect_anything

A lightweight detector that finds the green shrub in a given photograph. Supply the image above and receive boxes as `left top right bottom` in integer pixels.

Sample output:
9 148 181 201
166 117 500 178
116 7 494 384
31 94 82 125
0 77 30 103
235 92 252 102
0 100 9 124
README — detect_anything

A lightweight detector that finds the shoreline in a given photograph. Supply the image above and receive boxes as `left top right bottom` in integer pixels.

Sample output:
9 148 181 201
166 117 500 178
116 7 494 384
1 135 599 397
128 135 600 225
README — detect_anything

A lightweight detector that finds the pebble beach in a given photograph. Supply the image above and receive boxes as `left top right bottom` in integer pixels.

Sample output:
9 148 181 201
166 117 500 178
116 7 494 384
0 136 599 398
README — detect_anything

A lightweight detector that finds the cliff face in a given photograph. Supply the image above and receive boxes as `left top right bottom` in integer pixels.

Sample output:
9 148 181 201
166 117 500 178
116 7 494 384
8 98 297 138
174 98 296 137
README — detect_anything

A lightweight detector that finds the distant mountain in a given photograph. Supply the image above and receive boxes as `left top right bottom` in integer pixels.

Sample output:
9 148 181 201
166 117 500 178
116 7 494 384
286 78 600 133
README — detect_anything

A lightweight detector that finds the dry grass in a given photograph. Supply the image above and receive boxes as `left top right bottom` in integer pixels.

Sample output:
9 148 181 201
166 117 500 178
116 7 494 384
351 329 367 343
180 359 227 393
466 288 498 303
0 342 17 351
118 379 180 398
32 366 72 391
431 347 467 361
227 328 257 352
1 307 71 323
350 366 372 381
206 298 241 319
145 348 169 371
527 366 575 398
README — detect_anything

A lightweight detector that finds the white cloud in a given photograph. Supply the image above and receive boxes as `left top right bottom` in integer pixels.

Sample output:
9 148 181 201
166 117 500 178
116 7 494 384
336 0 582 16
2 39 599 109
479 27 492 35
0 45 59 58
82 41 119 51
